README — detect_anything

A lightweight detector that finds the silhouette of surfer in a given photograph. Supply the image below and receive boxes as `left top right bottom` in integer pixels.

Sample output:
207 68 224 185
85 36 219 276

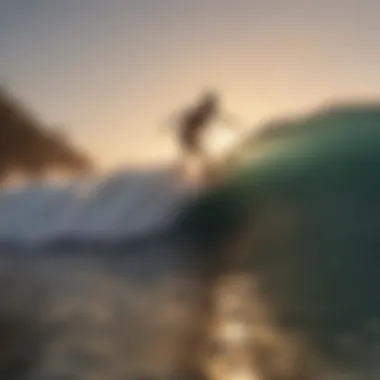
163 91 241 180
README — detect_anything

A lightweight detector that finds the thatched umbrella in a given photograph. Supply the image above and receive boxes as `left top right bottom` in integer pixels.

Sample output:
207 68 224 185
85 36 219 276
0 86 95 183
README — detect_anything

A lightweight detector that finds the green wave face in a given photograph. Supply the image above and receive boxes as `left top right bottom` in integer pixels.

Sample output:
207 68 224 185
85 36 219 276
180 103 380 373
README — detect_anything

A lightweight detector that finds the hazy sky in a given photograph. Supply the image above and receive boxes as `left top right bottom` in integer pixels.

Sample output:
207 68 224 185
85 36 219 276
1 0 380 168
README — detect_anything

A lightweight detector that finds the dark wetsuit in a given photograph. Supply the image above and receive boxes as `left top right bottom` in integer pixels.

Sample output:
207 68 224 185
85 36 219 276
179 103 216 155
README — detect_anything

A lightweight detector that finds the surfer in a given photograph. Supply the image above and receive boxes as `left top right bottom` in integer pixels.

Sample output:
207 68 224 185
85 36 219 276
163 90 241 179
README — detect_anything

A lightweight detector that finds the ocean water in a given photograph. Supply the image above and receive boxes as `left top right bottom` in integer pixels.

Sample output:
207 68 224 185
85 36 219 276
0 167 232 380
0 241 216 380
0 168 200 246
2 110 380 380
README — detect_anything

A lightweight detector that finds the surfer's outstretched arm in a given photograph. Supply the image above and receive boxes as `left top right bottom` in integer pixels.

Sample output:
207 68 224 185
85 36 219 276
218 113 243 130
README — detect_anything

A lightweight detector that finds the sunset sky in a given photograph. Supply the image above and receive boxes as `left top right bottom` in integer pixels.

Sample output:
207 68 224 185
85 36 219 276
1 0 380 168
